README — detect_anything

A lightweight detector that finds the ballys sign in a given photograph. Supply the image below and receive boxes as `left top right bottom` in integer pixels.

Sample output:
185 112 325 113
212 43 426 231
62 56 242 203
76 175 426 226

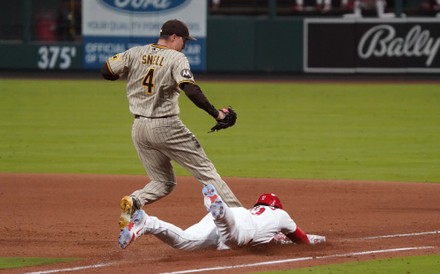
358 24 440 67
99 0 189 14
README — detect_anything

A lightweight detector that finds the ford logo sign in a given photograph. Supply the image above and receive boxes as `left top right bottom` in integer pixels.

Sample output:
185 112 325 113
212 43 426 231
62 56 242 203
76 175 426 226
99 0 189 14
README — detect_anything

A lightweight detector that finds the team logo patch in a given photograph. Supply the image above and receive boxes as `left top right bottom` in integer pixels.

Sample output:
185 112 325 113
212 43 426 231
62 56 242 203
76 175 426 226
180 69 193 79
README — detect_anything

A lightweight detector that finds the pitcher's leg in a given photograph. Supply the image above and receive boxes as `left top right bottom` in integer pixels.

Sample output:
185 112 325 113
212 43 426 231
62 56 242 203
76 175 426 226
209 177 242 208
175 149 241 207
168 120 242 207
130 146 176 205
131 118 177 206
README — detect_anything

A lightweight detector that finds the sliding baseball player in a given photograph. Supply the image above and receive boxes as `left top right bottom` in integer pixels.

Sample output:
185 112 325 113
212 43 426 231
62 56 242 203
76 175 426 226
119 185 326 250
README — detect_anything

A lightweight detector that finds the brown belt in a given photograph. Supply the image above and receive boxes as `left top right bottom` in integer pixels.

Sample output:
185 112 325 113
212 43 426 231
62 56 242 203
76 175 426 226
134 114 177 119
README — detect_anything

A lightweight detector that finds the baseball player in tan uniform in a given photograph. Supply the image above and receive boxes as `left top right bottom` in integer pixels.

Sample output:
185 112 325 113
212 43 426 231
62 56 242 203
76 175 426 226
101 19 242 230
119 184 326 250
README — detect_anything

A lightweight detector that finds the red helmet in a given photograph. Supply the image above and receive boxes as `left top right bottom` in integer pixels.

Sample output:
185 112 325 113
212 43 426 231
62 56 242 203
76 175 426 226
254 193 283 209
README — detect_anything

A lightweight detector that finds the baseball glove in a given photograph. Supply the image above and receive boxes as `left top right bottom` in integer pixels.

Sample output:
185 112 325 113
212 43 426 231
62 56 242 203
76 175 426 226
209 107 237 133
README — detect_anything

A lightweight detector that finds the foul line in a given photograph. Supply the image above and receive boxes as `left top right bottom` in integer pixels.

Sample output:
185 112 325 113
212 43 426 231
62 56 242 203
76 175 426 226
26 262 113 274
361 230 440 240
163 246 434 274
25 230 440 274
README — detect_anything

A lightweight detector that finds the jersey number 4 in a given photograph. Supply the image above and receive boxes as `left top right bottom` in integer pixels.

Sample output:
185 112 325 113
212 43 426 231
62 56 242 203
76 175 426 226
142 68 155 94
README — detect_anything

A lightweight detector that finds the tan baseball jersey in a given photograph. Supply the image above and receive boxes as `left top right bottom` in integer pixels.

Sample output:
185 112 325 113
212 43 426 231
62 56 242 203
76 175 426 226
106 44 195 118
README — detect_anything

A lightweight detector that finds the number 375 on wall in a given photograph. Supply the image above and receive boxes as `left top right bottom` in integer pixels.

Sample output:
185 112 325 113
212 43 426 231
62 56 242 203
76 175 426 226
37 46 77 70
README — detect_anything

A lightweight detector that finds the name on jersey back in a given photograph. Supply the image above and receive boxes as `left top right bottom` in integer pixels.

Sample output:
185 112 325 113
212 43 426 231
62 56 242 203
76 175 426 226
142 54 164 66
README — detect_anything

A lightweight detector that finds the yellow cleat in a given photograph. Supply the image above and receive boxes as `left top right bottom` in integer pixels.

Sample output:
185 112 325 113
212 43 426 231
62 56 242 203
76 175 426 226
119 196 134 231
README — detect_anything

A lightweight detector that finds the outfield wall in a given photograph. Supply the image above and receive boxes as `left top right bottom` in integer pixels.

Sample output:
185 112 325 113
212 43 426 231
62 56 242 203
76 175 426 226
1 17 439 73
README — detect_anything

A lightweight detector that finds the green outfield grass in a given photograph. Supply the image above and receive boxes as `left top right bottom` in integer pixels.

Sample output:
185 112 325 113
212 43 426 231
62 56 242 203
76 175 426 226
1 78 439 272
0 257 81 269
1 78 439 182
261 254 440 274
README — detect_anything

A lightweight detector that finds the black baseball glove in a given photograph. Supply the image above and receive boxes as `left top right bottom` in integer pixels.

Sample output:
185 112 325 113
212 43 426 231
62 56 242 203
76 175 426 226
209 107 237 133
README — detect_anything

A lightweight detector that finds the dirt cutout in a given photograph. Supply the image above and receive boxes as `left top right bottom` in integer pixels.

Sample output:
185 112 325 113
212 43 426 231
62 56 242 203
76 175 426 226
1 173 439 273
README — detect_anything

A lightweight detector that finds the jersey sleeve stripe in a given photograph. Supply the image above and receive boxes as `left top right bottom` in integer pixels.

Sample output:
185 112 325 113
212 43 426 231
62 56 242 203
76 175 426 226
178 80 196 86
106 61 117 76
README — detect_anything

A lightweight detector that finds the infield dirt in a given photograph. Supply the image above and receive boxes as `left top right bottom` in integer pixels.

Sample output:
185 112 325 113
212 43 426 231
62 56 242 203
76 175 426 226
1 173 440 273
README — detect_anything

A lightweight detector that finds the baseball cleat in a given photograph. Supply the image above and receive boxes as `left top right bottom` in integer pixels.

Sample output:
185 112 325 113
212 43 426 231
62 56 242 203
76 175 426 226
307 234 326 245
118 209 148 249
209 200 225 219
202 185 225 219
119 195 140 231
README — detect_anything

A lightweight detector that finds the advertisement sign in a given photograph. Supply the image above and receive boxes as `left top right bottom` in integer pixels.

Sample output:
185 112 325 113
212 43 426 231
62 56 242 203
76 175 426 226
304 18 440 73
82 0 206 71
0 44 82 70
